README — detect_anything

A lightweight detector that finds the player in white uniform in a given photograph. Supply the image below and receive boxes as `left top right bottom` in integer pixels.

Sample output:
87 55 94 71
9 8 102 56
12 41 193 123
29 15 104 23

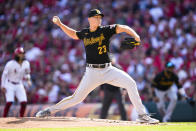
1 47 31 117
36 9 159 124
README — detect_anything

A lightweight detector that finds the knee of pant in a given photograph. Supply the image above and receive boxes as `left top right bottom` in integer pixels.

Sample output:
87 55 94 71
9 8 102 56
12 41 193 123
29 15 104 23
170 95 177 101
124 80 137 89
170 97 177 103
131 80 137 87
157 102 164 109
72 95 84 103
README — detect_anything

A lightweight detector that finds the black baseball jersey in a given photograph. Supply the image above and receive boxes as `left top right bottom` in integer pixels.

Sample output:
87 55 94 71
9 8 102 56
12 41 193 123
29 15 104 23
76 25 117 64
152 70 182 91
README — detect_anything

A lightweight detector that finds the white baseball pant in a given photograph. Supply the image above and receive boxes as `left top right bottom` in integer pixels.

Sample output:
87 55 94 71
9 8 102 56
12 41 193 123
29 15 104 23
4 81 27 102
49 65 146 115
155 87 177 121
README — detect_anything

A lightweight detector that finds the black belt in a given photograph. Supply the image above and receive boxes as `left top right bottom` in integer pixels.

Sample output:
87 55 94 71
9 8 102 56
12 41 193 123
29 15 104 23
86 63 111 68
8 80 19 85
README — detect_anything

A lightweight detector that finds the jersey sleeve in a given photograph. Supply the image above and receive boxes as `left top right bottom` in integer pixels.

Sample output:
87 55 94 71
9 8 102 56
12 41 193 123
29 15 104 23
76 30 85 40
151 73 161 88
24 61 31 80
104 24 117 38
1 62 11 87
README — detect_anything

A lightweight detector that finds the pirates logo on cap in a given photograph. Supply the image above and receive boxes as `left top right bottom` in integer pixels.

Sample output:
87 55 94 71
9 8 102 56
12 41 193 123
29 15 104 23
88 9 104 17
95 9 101 14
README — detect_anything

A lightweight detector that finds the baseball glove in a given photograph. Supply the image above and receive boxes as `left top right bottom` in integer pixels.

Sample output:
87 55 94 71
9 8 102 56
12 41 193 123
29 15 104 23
120 37 140 50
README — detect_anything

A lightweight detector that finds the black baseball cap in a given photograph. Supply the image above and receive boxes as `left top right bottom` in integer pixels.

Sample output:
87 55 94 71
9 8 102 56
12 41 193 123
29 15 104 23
88 9 104 18
165 62 175 68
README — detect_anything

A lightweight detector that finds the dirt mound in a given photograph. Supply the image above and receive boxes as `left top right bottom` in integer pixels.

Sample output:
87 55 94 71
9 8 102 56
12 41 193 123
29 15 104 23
0 117 147 128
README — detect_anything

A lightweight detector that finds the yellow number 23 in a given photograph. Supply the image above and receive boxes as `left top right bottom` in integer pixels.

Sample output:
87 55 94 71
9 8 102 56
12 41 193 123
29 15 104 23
98 45 107 55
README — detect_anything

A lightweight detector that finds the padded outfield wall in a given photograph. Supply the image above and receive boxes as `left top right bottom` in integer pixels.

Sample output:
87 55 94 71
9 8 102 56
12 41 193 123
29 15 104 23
0 102 195 122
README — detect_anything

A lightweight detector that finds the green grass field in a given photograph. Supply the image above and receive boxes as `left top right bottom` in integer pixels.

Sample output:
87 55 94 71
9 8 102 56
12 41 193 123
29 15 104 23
1 122 196 131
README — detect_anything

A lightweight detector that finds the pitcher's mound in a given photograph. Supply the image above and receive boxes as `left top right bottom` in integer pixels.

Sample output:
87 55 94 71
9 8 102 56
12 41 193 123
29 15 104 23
0 117 150 128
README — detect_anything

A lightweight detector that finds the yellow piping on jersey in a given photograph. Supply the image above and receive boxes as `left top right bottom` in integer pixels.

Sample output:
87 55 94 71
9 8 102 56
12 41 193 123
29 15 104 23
159 81 174 86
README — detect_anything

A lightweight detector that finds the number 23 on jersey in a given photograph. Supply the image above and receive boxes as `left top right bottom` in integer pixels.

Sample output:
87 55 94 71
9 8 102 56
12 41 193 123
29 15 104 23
98 45 107 55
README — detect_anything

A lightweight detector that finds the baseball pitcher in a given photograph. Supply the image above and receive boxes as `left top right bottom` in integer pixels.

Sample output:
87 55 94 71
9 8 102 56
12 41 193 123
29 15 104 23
36 9 159 124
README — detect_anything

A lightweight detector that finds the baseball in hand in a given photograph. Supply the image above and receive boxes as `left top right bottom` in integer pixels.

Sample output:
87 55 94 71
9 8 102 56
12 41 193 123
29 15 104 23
53 17 57 23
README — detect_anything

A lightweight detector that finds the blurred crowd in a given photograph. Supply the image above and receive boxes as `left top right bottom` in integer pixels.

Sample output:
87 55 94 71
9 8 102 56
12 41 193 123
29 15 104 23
0 0 196 104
